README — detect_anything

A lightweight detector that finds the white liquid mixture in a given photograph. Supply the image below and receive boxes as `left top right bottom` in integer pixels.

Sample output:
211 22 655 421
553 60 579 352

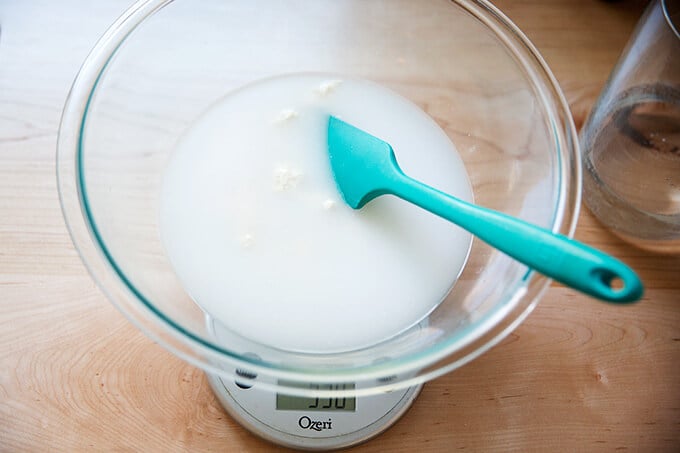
160 74 472 352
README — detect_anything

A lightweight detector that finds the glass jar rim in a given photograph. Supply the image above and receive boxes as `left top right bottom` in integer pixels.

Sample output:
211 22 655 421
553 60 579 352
663 0 680 40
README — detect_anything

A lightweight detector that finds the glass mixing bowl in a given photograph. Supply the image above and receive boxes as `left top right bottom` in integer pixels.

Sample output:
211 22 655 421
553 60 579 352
57 0 580 397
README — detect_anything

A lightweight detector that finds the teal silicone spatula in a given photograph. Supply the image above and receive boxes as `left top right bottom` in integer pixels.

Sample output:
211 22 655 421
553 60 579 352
327 116 643 303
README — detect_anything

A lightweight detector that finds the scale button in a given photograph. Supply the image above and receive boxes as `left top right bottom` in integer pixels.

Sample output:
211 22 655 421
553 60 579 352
235 353 260 389
373 357 397 384
377 374 397 383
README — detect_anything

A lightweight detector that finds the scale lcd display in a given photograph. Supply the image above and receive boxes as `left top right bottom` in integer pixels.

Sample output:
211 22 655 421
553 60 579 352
276 382 356 411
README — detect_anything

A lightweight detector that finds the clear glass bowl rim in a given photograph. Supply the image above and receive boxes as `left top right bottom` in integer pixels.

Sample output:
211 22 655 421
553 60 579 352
56 0 582 394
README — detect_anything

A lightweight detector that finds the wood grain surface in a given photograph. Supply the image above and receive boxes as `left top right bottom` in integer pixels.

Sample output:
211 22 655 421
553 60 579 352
2 0 679 452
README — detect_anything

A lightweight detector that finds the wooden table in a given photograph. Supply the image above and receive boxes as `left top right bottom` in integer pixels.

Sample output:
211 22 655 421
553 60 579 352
2 1 678 451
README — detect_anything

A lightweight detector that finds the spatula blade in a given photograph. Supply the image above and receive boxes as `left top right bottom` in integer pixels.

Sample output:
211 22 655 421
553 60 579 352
327 116 401 209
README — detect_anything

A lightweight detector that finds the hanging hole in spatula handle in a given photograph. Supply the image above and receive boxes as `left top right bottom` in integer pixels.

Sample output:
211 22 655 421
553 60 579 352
589 265 643 304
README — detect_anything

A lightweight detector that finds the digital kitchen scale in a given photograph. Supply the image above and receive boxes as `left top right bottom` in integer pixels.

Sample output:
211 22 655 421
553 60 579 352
206 315 423 450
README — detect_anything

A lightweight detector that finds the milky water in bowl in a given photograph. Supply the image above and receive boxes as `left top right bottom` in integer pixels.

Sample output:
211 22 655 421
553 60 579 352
160 74 473 353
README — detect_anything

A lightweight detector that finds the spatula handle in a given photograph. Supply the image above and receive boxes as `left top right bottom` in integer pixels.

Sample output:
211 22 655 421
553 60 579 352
390 174 643 303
